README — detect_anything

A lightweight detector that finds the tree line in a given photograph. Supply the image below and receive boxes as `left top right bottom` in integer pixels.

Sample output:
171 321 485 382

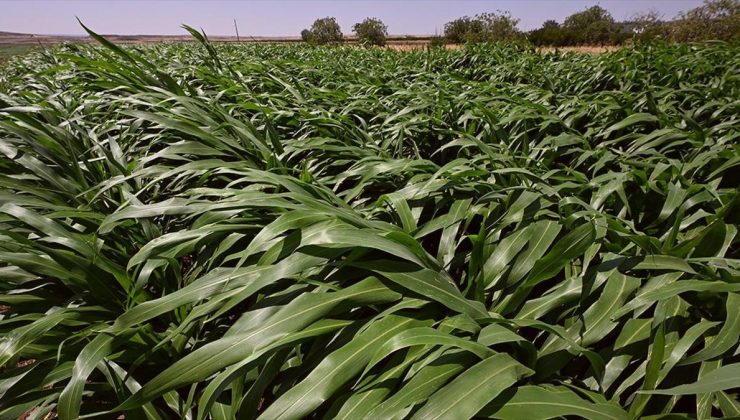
300 0 738 46
301 17 387 46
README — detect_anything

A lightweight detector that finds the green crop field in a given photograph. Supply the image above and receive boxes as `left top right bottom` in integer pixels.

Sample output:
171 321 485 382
0 44 38 64
0 27 738 419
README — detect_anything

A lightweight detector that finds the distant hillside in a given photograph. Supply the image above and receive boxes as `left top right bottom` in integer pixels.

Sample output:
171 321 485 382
0 31 87 45
0 31 32 36
0 31 36 38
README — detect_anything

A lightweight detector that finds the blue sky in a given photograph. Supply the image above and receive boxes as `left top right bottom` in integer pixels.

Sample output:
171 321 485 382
1 0 704 36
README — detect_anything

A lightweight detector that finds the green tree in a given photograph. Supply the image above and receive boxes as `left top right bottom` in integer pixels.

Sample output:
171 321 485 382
629 10 665 42
353 17 388 46
444 16 476 43
669 0 740 41
302 17 344 45
563 5 616 44
444 11 520 44
300 29 314 43
542 19 560 30
468 11 521 43
528 19 575 46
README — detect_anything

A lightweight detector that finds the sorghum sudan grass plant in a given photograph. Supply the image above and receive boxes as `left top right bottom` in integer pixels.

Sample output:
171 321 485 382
0 25 738 419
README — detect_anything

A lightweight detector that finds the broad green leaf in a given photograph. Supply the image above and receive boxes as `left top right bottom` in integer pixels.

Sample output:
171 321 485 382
118 277 400 409
363 327 494 377
258 314 428 419
644 362 740 395
481 385 629 420
365 350 475 419
410 353 533 420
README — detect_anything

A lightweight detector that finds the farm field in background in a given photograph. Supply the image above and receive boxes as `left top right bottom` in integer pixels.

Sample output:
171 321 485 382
0 44 39 64
0 29 738 419
0 30 619 61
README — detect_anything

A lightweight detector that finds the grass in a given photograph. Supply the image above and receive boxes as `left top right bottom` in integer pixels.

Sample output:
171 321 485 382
0 25 738 419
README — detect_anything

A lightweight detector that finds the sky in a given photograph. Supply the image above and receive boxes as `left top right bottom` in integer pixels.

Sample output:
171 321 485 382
1 0 705 37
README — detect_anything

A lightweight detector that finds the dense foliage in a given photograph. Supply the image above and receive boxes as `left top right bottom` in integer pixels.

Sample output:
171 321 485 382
353 17 388 47
669 0 740 42
300 17 344 45
0 29 739 419
443 11 521 44
562 5 618 45
527 0 740 46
